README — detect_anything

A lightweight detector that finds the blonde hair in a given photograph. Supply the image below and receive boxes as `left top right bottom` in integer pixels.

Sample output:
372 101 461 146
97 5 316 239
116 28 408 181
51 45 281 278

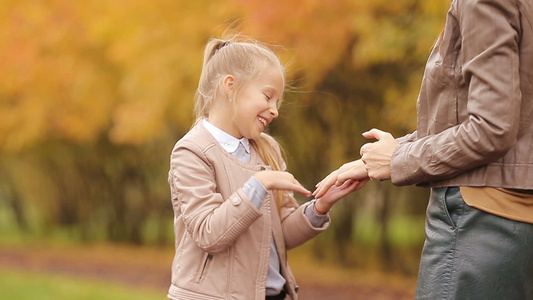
194 35 287 213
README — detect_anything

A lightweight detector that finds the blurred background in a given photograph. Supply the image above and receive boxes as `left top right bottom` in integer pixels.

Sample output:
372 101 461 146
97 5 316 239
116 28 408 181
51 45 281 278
0 0 450 299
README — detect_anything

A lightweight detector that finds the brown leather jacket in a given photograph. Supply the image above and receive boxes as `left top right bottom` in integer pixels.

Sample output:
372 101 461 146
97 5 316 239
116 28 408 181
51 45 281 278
391 0 533 190
167 122 328 300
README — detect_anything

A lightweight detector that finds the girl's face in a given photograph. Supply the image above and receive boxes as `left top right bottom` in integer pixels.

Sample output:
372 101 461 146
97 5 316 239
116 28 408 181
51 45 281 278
228 65 284 140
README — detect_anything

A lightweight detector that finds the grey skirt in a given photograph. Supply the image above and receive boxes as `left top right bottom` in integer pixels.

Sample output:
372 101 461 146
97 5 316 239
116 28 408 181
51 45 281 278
415 187 533 300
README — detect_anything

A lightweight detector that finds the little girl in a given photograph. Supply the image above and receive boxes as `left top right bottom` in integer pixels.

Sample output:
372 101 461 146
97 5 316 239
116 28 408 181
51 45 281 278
167 35 366 300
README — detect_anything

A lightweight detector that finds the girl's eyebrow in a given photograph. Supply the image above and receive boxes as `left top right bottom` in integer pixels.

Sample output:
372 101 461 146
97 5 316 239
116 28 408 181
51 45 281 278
264 86 281 94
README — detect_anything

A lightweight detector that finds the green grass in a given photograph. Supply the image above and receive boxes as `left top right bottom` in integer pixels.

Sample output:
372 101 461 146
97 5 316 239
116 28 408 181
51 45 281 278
0 269 165 300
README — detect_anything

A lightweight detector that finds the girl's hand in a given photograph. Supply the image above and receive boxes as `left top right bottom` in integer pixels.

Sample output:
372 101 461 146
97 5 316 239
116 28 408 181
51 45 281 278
254 170 312 197
314 178 369 214
313 159 368 199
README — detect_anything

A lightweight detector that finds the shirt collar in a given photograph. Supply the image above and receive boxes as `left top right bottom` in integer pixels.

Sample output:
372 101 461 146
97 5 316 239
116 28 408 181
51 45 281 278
203 119 250 154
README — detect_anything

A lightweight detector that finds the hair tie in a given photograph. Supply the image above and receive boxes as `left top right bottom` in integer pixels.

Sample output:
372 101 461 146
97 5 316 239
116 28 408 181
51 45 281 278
216 41 230 51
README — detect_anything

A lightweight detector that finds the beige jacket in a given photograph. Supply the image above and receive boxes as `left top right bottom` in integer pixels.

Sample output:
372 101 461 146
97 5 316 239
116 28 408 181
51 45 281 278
167 122 329 300
392 0 533 190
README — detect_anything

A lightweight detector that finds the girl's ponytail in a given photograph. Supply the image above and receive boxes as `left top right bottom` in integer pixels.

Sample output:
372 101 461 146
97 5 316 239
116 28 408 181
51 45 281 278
194 34 290 214
194 38 230 124
202 39 229 69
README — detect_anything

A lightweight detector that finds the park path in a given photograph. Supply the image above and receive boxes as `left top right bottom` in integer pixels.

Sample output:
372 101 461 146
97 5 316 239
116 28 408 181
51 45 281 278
0 246 415 300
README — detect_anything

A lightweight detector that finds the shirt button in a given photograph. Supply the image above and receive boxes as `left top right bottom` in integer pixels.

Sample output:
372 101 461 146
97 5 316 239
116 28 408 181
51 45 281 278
230 195 241 205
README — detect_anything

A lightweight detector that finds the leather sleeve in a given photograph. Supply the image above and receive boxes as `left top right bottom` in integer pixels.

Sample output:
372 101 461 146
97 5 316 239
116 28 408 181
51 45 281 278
391 0 522 186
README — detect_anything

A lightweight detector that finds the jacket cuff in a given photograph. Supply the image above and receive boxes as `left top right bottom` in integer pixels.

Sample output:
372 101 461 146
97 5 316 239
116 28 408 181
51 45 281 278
391 142 414 186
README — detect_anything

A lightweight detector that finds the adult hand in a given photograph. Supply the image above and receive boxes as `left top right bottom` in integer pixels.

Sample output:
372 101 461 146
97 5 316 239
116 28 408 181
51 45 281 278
360 128 399 181
254 170 312 197
313 159 368 199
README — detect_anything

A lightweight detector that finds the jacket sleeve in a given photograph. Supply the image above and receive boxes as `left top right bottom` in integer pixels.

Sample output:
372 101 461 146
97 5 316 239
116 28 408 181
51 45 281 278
396 131 417 145
391 0 522 186
169 142 262 254
281 201 330 250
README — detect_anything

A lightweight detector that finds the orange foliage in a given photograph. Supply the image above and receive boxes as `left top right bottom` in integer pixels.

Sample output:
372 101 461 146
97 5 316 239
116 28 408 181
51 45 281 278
0 0 449 151
234 0 354 88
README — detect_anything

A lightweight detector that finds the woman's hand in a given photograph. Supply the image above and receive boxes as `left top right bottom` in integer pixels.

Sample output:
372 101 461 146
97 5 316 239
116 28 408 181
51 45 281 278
254 170 312 197
360 129 399 181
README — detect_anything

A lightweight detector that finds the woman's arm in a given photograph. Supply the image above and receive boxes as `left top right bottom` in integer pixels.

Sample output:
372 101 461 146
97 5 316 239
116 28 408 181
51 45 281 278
390 0 522 186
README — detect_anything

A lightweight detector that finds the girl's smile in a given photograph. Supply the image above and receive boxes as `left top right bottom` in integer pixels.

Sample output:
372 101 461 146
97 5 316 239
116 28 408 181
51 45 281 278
210 64 284 140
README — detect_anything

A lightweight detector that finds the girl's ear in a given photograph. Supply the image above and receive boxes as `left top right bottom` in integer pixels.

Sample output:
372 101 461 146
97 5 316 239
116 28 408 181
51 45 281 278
222 75 235 98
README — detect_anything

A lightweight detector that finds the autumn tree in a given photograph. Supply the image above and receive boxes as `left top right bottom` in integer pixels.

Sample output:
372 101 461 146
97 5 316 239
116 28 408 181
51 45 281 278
0 0 449 271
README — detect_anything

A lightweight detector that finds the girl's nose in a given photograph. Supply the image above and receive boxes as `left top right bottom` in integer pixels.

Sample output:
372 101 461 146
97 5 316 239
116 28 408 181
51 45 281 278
270 104 279 118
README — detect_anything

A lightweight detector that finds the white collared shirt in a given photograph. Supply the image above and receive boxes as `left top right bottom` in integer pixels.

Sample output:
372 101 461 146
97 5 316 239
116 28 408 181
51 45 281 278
202 119 250 155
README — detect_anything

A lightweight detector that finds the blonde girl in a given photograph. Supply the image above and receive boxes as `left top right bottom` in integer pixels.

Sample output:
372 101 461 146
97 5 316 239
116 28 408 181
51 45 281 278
167 35 366 300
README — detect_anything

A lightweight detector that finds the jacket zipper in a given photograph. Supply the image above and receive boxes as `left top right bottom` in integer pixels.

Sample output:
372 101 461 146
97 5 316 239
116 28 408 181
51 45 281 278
196 252 213 283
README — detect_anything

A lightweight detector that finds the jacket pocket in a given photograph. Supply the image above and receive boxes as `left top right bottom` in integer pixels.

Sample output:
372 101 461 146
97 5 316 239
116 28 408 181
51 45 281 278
195 252 213 283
